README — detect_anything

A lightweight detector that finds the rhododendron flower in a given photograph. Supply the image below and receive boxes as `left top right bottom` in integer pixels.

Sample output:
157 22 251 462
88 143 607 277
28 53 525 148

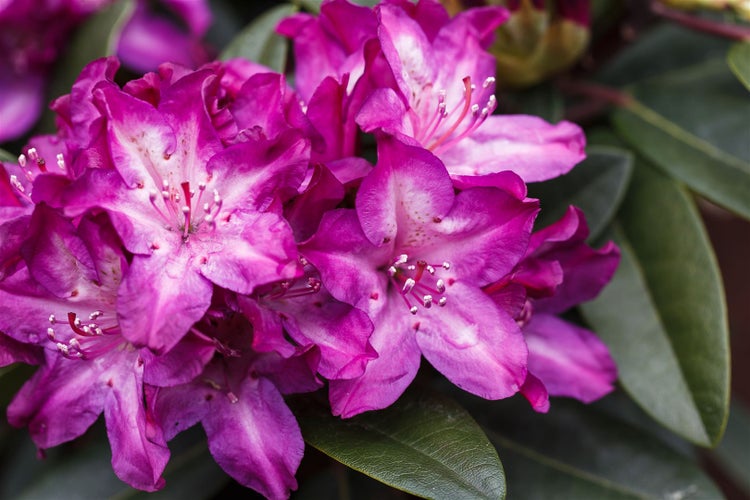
355 0 586 186
149 305 321 499
302 136 538 417
484 206 619 412
60 60 310 354
0 208 169 491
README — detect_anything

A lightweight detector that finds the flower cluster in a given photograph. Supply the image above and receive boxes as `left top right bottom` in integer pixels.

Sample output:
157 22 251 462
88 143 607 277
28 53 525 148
0 0 619 497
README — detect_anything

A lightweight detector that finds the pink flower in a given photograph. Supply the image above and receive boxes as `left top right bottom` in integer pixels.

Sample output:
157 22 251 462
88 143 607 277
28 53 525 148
485 206 620 411
0 207 169 491
355 0 586 186
58 60 310 354
149 303 321 499
302 136 538 417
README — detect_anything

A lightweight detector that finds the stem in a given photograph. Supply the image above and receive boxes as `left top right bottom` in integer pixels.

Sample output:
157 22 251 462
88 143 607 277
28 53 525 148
651 2 750 41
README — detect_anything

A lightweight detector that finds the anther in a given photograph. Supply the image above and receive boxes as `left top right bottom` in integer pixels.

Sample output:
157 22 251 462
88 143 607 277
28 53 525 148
438 297 448 307
442 262 451 270
18 154 26 167
402 278 416 294
409 305 418 315
436 279 445 292
56 153 65 170
48 314 56 324
423 295 433 308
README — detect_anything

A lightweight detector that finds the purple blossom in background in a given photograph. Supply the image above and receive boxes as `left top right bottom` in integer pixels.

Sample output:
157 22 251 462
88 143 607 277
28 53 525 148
0 0 211 143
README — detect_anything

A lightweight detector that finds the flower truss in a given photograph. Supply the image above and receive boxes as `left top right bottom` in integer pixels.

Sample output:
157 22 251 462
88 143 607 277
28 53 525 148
0 0 620 498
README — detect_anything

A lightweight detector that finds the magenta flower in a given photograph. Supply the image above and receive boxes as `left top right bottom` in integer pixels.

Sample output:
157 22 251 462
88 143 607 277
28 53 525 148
149 306 321 499
485 206 619 411
355 0 586 186
302 136 538 417
60 61 309 353
0 207 169 491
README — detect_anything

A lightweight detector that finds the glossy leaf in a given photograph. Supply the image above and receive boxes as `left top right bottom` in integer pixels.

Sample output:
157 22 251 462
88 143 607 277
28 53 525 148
612 59 750 220
220 4 297 72
581 161 730 446
292 390 505 499
529 145 633 242
712 399 750 495
728 42 750 91
40 0 134 133
462 395 723 499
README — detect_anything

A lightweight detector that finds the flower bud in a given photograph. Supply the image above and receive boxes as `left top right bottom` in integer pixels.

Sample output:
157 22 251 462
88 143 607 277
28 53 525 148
442 0 591 87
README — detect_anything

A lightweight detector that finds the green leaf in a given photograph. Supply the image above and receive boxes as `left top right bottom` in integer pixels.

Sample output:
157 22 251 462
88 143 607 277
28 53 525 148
503 85 564 123
40 0 134 133
612 58 750 220
712 399 750 495
728 42 750 91
292 390 505 499
596 25 730 86
463 396 723 499
0 148 15 163
528 145 633 242
581 161 730 446
220 4 298 72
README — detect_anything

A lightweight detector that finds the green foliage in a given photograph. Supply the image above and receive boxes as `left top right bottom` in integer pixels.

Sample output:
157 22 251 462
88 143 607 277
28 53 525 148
0 149 15 163
40 0 134 133
220 4 297 72
613 59 750 220
293 390 505 499
529 145 633 241
581 160 730 447
464 396 724 500
727 42 750 91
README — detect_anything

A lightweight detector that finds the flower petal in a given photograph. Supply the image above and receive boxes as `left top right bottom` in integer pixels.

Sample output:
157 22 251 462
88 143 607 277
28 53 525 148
117 248 212 354
416 283 527 399
524 313 617 403
203 376 303 500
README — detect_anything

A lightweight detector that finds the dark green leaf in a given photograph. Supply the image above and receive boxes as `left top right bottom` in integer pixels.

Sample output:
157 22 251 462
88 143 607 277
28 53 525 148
712 399 750 495
0 148 15 163
220 4 298 72
612 58 750 220
40 0 134 133
581 161 730 446
292 390 505 499
727 42 750 91
462 396 723 499
596 25 730 86
503 85 564 123
528 145 633 242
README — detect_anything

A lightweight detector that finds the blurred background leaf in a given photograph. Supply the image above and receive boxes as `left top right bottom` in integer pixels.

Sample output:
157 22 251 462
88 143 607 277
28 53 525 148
220 4 297 72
